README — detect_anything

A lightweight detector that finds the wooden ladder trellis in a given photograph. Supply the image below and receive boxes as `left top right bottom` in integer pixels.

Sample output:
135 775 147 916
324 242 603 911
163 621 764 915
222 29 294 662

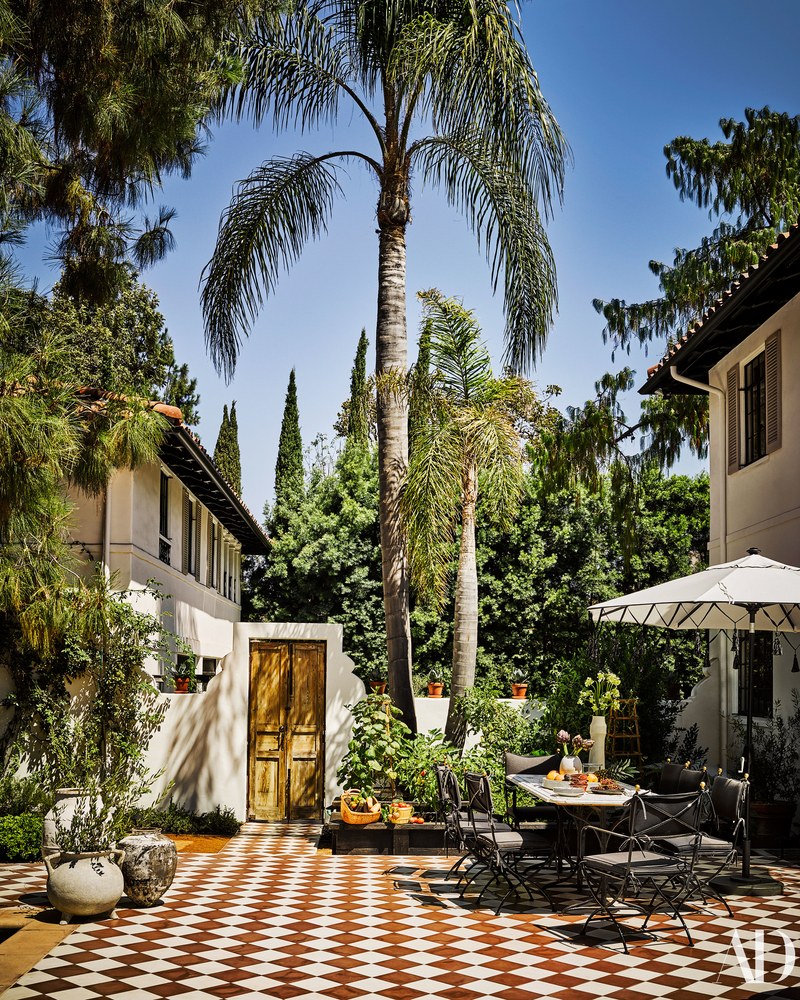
607 699 644 766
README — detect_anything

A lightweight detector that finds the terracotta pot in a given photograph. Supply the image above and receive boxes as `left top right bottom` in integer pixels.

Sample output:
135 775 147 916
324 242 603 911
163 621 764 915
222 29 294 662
118 829 178 907
510 683 528 700
45 849 125 924
369 681 387 694
427 682 444 698
749 800 797 847
174 677 190 693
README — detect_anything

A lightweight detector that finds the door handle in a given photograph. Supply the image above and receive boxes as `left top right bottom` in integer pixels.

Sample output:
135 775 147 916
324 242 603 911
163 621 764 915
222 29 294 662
278 725 286 750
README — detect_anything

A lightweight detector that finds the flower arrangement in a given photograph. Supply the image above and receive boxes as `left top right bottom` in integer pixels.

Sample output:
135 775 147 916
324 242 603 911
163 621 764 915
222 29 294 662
557 730 594 756
577 670 621 715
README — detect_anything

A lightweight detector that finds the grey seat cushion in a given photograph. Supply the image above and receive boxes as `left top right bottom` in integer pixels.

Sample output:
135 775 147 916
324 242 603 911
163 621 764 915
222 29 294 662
583 850 685 876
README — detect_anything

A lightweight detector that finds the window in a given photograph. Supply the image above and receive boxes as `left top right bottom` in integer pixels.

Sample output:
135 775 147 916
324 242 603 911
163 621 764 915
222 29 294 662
206 519 217 588
743 352 766 465
159 473 171 565
737 632 773 718
182 490 195 575
726 330 781 473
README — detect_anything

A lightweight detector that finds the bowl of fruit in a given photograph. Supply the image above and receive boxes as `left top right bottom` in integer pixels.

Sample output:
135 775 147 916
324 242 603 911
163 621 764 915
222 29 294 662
341 790 383 824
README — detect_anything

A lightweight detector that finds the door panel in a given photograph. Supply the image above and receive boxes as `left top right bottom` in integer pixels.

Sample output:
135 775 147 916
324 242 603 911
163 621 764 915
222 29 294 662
248 640 325 820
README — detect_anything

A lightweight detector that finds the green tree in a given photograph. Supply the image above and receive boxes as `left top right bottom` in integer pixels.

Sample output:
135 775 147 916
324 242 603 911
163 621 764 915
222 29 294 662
274 370 304 517
347 329 370 448
576 108 800 475
251 444 385 681
402 290 525 745
213 401 242 494
1 0 260 301
32 272 200 422
201 0 568 731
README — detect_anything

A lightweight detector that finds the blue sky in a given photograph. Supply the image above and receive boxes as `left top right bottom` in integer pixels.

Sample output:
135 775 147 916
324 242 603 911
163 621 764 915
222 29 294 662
18 1 800 515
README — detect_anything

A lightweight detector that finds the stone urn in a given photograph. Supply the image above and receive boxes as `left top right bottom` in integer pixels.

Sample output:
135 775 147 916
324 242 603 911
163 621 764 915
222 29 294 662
45 850 125 924
118 829 178 906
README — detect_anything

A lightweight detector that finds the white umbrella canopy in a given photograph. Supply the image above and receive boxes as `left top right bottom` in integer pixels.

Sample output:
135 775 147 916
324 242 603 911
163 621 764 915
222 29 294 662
589 551 800 632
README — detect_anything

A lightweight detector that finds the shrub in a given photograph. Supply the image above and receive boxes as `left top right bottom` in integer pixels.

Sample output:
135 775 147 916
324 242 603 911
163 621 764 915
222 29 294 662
336 693 413 797
0 775 50 817
128 801 240 836
0 814 43 861
197 805 240 836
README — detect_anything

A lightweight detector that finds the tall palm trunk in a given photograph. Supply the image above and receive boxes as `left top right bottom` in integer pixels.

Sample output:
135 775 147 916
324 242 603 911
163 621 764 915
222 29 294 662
375 180 416 732
445 463 478 746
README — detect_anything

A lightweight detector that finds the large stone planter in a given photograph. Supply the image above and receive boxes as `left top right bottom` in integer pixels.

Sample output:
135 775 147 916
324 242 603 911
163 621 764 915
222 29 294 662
118 829 178 906
45 849 125 924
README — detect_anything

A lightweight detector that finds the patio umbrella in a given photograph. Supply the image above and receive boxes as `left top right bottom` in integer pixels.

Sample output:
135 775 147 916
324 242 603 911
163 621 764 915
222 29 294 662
589 547 800 893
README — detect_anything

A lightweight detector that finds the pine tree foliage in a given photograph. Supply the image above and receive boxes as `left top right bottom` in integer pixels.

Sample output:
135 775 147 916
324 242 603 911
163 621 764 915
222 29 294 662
214 401 243 496
274 369 304 513
540 108 800 536
347 329 370 447
0 0 264 302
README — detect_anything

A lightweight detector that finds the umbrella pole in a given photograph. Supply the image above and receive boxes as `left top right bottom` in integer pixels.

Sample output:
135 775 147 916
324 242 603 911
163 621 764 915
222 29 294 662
712 604 782 897
742 609 755 879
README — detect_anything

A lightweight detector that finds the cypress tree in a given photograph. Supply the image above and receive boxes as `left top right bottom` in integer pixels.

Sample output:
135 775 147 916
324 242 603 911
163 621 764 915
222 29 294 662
274 369 304 511
213 402 242 496
347 329 369 447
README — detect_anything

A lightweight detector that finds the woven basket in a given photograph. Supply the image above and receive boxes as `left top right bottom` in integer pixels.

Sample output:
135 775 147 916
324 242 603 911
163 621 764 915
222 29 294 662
341 791 381 825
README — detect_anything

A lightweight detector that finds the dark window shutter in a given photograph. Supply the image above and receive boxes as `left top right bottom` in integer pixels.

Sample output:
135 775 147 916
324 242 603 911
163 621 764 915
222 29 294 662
182 489 191 573
206 518 214 587
194 506 202 580
765 330 781 454
727 365 739 473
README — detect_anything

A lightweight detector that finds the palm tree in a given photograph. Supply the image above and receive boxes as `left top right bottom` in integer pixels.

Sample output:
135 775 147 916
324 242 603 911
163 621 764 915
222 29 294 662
402 289 525 745
201 0 568 730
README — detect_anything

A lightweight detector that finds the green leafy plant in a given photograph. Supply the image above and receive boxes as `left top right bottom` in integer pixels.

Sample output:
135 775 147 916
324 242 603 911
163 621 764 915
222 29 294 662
54 786 120 853
0 774 51 817
394 731 461 813
336 693 413 798
0 815 44 861
511 668 529 686
729 691 800 802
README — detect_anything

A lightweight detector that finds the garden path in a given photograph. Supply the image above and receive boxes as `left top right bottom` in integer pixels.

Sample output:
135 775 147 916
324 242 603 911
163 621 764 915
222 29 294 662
1 822 799 998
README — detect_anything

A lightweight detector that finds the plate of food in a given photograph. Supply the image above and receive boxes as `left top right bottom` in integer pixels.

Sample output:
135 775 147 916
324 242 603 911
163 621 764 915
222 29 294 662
543 777 569 789
550 784 585 796
589 783 623 795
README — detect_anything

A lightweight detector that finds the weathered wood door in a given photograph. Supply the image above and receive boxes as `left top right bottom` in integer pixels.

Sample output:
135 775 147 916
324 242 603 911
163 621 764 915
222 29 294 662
248 640 326 821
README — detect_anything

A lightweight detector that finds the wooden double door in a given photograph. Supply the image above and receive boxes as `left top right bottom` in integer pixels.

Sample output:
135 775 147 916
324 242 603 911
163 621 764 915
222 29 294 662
248 640 326 821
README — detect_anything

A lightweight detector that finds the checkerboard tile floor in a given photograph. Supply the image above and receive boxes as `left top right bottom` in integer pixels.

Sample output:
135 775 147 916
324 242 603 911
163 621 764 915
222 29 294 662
2 823 800 999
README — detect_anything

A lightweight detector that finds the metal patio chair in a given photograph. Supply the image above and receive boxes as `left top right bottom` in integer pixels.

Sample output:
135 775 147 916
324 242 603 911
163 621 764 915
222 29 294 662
503 751 560 829
567 790 703 952
462 771 555 914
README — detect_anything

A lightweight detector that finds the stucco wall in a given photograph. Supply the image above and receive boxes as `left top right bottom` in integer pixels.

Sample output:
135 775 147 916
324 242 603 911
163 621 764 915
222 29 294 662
143 621 364 817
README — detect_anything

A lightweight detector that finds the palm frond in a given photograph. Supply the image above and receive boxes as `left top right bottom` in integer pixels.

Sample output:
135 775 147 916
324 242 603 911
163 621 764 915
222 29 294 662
458 403 523 530
201 152 345 379
132 206 177 269
393 1 569 213
414 131 557 372
417 288 493 403
401 417 463 608
231 7 368 135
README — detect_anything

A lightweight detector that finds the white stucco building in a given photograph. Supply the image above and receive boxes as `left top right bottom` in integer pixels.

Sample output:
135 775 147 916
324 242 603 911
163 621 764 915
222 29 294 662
641 224 800 768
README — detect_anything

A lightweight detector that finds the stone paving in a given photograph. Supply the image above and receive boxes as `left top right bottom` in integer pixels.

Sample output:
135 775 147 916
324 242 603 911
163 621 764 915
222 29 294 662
1 822 800 999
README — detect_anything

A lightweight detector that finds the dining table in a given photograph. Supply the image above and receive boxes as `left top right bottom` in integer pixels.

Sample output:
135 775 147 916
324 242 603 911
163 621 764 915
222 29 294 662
506 773 644 879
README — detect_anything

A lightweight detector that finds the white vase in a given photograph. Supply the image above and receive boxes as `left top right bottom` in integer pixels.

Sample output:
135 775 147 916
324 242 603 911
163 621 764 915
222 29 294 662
559 755 583 776
588 715 607 770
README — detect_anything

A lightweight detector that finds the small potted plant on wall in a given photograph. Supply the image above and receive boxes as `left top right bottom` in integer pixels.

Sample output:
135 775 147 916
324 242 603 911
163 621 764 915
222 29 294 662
171 652 197 693
368 664 388 695
427 668 445 698
510 668 529 700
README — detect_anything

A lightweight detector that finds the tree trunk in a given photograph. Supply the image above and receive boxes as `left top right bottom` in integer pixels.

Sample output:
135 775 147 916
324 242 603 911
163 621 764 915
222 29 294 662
375 219 416 733
445 464 478 747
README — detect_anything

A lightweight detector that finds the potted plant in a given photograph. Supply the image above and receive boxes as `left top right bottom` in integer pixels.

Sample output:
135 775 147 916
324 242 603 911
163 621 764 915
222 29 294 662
730 691 800 845
367 664 388 694
577 670 622 769
510 668 529 700
45 791 126 924
171 653 197 693
556 730 595 775
426 668 444 698
337 692 413 803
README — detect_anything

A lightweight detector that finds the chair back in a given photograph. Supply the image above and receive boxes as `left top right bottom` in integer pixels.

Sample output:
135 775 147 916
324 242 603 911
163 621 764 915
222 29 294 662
631 791 704 841
659 760 684 794
435 764 466 849
503 751 560 778
709 775 748 828
677 766 707 792
464 772 496 832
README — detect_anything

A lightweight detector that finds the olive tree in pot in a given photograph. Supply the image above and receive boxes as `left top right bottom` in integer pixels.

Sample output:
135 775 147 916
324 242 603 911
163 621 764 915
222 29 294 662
730 690 800 846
